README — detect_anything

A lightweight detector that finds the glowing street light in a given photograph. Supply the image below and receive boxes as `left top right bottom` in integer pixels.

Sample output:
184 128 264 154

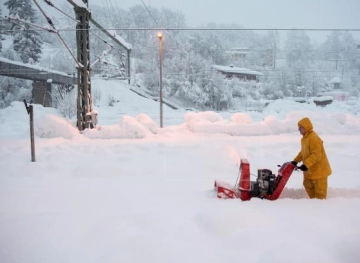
157 32 163 128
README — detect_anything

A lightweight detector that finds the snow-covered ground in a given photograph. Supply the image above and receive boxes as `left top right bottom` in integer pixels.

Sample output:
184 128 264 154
1 78 360 263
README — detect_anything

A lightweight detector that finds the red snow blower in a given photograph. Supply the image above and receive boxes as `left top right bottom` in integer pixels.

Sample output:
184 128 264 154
214 159 297 201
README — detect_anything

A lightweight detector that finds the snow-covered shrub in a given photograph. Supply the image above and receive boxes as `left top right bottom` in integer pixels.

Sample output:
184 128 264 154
51 86 76 118
107 93 116 106
92 87 101 105
0 76 31 108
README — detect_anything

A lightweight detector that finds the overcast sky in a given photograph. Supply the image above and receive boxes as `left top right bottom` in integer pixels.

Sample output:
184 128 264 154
1 0 359 29
1 0 359 42
111 0 360 29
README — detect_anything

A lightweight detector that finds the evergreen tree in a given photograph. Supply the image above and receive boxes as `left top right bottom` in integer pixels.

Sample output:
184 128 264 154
4 0 43 63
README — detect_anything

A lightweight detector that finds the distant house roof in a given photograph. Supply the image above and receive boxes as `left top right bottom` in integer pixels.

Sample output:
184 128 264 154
329 77 342 84
213 65 263 76
226 47 250 55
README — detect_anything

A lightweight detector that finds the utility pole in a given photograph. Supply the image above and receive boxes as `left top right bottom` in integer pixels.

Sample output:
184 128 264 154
67 0 132 131
157 32 163 128
273 43 276 69
23 100 36 162
69 0 94 130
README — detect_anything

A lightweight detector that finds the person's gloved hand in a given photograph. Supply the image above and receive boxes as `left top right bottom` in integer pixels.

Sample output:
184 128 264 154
299 164 308 171
291 161 298 166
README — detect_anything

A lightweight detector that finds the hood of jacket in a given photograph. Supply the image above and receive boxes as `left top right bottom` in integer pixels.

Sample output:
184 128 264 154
298 117 313 135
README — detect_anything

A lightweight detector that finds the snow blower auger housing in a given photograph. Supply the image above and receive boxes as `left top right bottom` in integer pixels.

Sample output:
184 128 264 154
214 159 297 201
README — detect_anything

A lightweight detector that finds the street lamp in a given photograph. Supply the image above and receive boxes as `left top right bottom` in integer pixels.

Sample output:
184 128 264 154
157 32 163 128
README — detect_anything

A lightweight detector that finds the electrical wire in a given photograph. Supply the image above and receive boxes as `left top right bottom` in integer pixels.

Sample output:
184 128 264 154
42 0 78 22
139 0 192 56
2 27 360 33
36 0 124 68
31 0 81 68
3 2 359 80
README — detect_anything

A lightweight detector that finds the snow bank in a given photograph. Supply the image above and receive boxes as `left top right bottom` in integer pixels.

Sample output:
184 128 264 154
83 114 158 139
35 114 79 139
1 101 360 140
183 110 360 136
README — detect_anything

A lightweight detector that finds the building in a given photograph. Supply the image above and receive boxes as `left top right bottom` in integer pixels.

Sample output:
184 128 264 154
329 76 342 89
226 47 250 61
317 77 349 101
212 65 263 81
226 47 275 68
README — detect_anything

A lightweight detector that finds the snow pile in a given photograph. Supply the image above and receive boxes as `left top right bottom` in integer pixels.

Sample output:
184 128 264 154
83 114 158 139
183 110 360 136
2 99 360 141
231 112 252 124
35 114 79 139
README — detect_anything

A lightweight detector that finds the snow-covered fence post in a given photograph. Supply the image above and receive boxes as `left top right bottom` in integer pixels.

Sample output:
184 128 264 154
23 99 36 162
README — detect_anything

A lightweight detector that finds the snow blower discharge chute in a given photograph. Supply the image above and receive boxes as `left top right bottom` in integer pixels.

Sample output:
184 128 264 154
214 159 297 201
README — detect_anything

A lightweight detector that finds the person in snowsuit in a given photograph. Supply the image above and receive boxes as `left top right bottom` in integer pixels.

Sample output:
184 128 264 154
291 117 332 199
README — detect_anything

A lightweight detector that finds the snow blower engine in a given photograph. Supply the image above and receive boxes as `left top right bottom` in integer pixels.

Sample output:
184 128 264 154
214 159 297 201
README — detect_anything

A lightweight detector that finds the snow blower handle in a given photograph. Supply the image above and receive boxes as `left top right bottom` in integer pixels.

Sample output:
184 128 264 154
278 161 301 172
289 161 303 172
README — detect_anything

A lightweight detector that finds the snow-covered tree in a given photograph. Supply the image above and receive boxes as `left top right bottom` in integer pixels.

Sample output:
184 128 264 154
264 30 280 68
188 30 226 65
0 75 31 109
0 7 5 51
5 0 43 63
285 30 313 68
51 86 77 118
285 30 314 90
320 31 358 72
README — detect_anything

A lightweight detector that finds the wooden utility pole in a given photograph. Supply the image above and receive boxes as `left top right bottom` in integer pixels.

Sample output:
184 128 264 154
24 100 36 162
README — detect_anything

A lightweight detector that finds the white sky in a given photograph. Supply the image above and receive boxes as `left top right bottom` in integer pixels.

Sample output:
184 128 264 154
1 78 360 262
114 0 360 42
1 0 359 29
0 0 360 28
1 0 359 42
114 0 360 29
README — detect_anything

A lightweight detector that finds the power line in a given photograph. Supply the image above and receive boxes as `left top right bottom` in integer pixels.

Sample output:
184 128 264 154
140 0 160 28
139 0 191 56
2 27 360 33
42 0 77 22
50 27 360 32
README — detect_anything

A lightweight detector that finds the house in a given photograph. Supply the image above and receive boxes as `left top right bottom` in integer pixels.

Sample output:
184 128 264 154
317 77 349 101
329 76 342 89
318 90 349 101
212 65 263 81
226 47 275 68
226 47 249 60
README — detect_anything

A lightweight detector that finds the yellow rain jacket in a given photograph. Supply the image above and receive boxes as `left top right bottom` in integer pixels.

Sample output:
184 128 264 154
294 117 332 180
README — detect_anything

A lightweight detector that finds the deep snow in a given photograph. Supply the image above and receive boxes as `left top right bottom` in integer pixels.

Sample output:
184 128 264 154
0 78 360 263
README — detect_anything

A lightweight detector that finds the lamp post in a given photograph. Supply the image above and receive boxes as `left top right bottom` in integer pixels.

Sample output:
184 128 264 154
157 32 163 128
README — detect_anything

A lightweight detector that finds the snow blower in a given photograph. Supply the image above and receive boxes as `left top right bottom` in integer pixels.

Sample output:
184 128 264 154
214 159 297 201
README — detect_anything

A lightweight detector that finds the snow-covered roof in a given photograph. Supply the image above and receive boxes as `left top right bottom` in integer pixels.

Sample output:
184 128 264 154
230 47 250 51
212 65 263 76
313 96 334 102
329 77 342 84
226 47 250 55
319 91 350 96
